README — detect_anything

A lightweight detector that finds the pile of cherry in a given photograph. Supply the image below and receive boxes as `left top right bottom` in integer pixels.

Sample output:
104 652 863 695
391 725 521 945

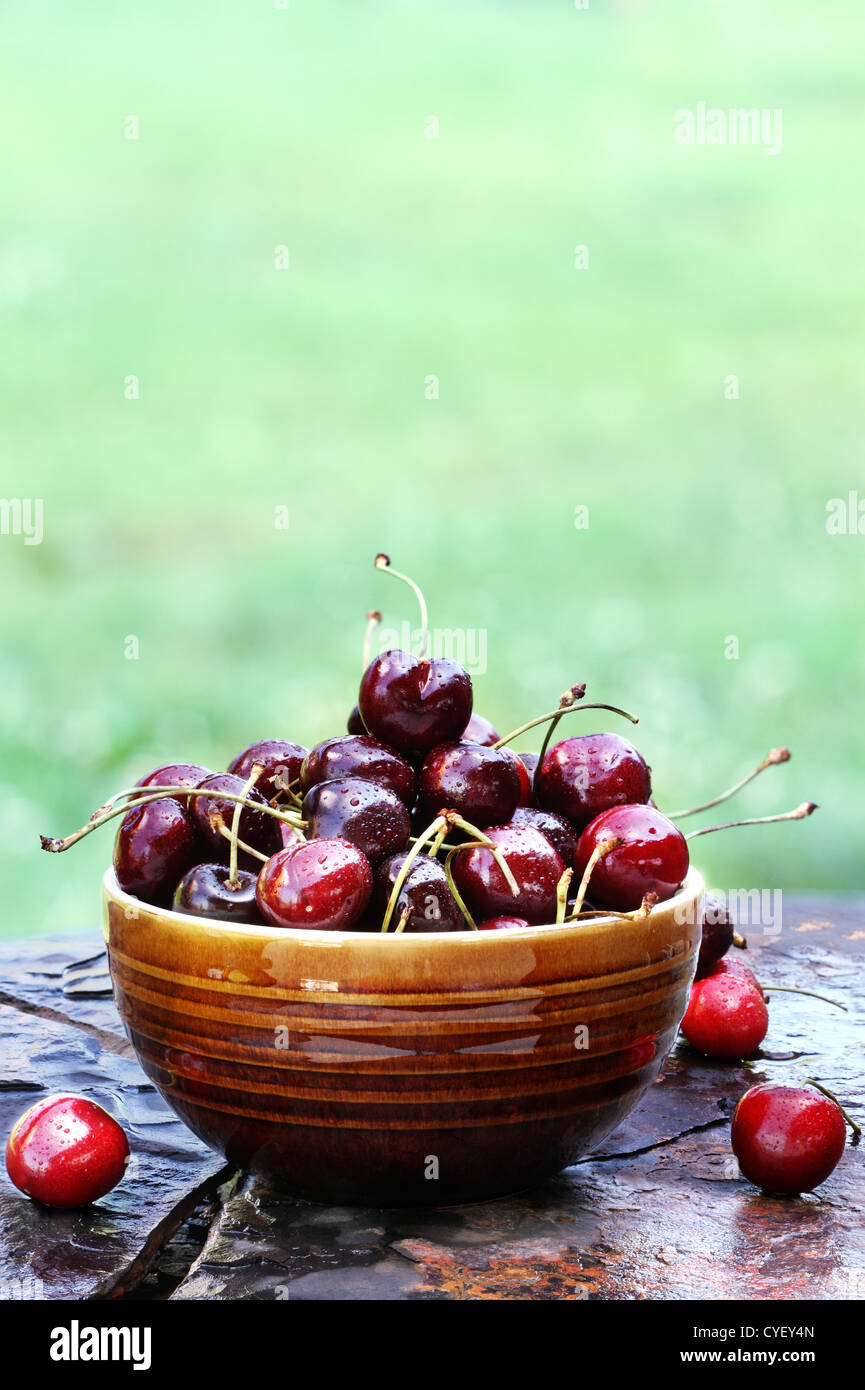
34 555 858 1200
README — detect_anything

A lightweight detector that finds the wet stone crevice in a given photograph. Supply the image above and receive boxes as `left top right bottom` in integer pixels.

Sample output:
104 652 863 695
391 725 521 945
0 901 862 1301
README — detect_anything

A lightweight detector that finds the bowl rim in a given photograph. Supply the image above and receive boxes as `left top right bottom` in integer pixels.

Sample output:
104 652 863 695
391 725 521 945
103 864 705 947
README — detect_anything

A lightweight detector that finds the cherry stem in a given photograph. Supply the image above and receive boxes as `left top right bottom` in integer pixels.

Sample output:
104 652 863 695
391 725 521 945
448 814 520 896
443 845 480 931
684 801 817 840
362 609 382 671
533 684 587 795
375 553 429 659
40 785 305 854
216 820 269 866
426 823 449 858
733 931 747 949
760 985 847 1013
801 1080 862 1141
555 868 573 925
492 700 638 752
667 748 791 819
394 905 412 935
380 815 446 933
567 836 623 920
228 765 263 886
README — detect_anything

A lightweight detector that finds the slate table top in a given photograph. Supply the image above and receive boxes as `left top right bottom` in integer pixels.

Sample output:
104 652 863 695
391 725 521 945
1 895 862 1302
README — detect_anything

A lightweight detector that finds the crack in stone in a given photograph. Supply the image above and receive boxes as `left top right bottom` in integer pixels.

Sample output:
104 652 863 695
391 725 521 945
0 987 134 1058
93 1163 239 1301
577 1116 730 1164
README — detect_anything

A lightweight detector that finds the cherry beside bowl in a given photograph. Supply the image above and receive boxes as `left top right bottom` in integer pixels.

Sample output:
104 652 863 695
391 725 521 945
102 866 703 1206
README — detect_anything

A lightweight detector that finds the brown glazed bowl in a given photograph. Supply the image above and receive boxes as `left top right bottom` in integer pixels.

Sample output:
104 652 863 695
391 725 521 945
103 866 703 1206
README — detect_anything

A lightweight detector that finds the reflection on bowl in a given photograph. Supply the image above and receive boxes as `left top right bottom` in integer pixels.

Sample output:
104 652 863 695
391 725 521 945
103 866 703 1205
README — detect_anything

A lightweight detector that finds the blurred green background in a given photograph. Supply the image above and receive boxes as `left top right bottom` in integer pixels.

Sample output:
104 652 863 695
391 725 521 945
1 0 862 938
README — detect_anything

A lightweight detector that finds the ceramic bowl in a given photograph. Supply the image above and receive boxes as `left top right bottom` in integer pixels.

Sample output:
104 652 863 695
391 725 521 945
103 866 703 1205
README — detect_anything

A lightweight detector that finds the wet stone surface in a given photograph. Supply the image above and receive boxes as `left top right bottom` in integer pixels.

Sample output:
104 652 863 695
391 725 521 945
0 897 862 1301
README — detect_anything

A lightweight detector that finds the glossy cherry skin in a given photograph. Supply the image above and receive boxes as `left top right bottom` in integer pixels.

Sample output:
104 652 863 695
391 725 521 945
502 748 533 807
461 712 500 747
302 777 410 867
358 649 473 759
136 762 212 808
477 915 532 931
731 1084 848 1194
227 740 308 801
574 804 689 912
372 852 465 933
517 752 540 785
451 824 565 925
536 733 652 830
347 705 366 735
417 742 521 828
256 839 372 930
680 959 768 1059
510 806 578 867
114 797 201 906
173 863 261 924
192 773 281 859
696 893 735 978
301 735 415 807
6 1095 129 1208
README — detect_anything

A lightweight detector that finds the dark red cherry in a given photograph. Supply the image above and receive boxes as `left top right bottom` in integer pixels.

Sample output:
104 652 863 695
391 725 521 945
173 863 261 924
451 824 565 925
256 839 372 930
417 742 520 828
461 713 501 747
502 748 533 807
372 852 465 933
535 733 652 830
680 958 768 1059
136 763 212 808
510 806 578 866
301 735 415 807
192 773 281 859
696 893 735 978
114 797 201 906
227 740 308 801
358 649 473 759
302 777 410 867
574 803 688 911
477 915 532 931
731 1084 849 1194
517 752 540 785
347 705 366 735
5 1095 129 1208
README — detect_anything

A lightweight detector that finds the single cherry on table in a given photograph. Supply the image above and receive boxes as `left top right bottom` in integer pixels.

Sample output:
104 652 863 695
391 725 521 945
680 958 769 1059
731 1082 854 1194
6 1094 129 1208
